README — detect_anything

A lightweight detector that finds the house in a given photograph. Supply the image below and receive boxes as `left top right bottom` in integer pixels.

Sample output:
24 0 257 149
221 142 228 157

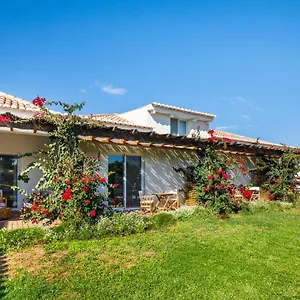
0 91 285 210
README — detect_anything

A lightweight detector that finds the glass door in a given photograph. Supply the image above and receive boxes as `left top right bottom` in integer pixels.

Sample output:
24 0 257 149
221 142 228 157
0 155 18 208
108 155 142 209
126 156 141 208
108 155 124 208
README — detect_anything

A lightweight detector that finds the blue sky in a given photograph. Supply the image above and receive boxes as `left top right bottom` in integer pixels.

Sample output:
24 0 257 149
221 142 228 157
1 0 300 145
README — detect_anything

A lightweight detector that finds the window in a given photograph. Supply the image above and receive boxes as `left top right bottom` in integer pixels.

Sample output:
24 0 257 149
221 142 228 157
0 155 18 208
170 118 187 136
108 155 142 208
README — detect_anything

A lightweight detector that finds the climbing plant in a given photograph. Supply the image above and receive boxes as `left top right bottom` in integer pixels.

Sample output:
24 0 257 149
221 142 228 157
14 97 117 226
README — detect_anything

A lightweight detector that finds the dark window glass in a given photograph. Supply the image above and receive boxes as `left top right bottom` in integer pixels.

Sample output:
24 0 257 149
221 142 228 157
0 155 18 208
170 118 178 134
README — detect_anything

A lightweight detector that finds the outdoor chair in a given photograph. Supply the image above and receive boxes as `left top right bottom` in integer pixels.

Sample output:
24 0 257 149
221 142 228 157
139 191 156 213
0 193 11 220
249 187 260 201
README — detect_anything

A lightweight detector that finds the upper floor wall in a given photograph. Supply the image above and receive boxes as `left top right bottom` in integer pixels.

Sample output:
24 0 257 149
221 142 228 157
120 102 215 136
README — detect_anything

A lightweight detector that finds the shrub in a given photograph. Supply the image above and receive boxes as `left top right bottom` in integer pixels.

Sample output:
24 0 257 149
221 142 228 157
0 227 46 253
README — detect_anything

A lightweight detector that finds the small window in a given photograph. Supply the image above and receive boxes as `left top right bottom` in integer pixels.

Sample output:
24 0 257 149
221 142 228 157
179 120 187 136
170 118 187 136
170 118 178 135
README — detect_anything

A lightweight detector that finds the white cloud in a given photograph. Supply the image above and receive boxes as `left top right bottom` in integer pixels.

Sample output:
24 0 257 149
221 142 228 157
216 124 254 131
240 114 250 119
216 125 238 130
79 88 87 94
101 84 128 95
223 96 264 112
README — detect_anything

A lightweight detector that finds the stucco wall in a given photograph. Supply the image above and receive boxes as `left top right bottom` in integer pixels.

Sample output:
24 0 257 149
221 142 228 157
0 131 49 208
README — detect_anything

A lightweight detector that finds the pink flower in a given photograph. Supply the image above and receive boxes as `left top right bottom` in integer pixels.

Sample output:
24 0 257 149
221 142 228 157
32 96 46 107
0 116 11 123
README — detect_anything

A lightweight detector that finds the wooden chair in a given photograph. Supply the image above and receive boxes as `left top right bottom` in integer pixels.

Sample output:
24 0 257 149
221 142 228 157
249 187 260 201
0 195 11 220
139 191 156 213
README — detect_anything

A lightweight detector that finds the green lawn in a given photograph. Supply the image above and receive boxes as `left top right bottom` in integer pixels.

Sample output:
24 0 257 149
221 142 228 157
3 209 300 299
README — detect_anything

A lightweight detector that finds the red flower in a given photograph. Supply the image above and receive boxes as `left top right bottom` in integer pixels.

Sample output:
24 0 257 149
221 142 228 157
242 190 252 199
223 173 229 180
82 187 89 192
223 137 232 143
220 215 226 220
62 188 72 201
203 186 209 192
272 179 278 184
88 177 93 182
218 183 225 190
43 209 50 214
32 218 37 224
235 200 240 207
207 175 213 180
0 116 11 123
112 199 117 204
236 157 244 164
31 203 38 211
208 136 216 142
268 194 275 200
113 183 119 188
208 129 215 136
231 190 236 195
65 179 71 185
90 210 96 218
225 189 229 193
215 169 222 175
81 178 87 184
32 96 46 107
84 199 91 204
99 177 106 183
240 166 247 172
290 185 296 191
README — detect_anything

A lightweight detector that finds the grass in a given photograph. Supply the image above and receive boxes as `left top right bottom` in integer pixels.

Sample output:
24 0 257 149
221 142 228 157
2 208 300 299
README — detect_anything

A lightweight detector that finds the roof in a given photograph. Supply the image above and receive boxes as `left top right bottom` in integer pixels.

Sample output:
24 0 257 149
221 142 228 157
151 102 216 118
213 130 282 147
81 113 153 129
0 92 40 112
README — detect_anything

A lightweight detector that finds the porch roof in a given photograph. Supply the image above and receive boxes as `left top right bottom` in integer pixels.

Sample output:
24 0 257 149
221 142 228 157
0 112 293 156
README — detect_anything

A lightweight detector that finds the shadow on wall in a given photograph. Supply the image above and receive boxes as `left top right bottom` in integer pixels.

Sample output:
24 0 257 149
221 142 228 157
231 155 257 185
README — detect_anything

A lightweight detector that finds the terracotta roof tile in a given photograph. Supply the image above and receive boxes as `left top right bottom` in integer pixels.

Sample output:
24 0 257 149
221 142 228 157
0 92 40 112
213 130 282 147
151 102 216 118
82 114 153 129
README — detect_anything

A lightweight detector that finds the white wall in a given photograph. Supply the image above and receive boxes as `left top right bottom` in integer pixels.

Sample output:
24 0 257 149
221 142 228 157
120 105 212 136
0 131 48 209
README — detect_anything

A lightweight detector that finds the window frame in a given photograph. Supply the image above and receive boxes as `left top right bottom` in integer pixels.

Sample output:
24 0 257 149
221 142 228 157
170 118 187 136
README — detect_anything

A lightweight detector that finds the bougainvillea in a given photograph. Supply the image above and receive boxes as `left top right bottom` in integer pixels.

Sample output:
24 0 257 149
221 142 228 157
255 148 300 202
179 130 249 216
16 97 117 226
